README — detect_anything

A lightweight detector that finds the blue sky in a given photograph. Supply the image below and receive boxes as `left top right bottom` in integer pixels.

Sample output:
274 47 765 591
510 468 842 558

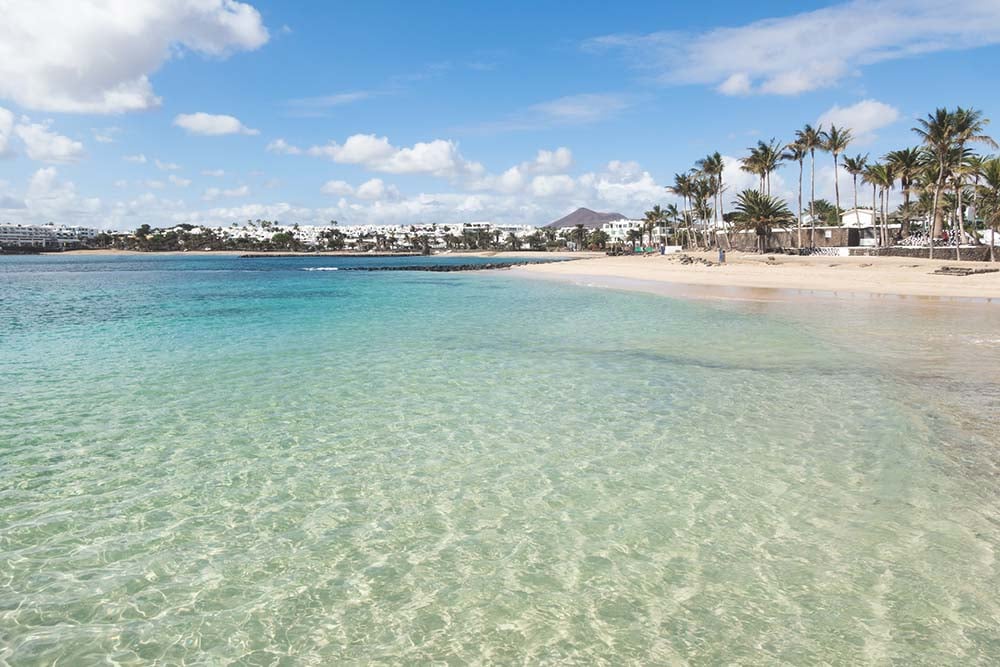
1 0 1000 229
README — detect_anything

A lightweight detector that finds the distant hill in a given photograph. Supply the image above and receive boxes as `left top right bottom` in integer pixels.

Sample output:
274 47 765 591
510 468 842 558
544 207 627 229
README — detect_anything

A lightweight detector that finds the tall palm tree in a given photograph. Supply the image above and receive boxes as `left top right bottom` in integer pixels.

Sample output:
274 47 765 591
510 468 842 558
913 108 957 257
842 153 868 214
696 152 725 230
663 203 682 245
667 173 696 248
883 147 923 237
822 125 853 217
874 164 895 246
732 189 794 253
977 157 1000 262
965 153 992 244
782 140 807 249
741 140 782 195
643 205 666 246
796 124 824 246
951 108 997 253
861 162 882 245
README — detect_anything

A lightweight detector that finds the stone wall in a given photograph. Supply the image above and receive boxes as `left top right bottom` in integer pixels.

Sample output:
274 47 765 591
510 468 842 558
848 246 995 261
720 227 857 251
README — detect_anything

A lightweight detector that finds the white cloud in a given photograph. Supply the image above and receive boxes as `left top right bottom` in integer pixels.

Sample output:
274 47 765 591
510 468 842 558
531 94 630 124
144 180 166 189
717 73 752 96
25 167 101 219
92 127 120 143
579 160 664 209
285 91 375 116
168 174 191 187
471 94 631 132
0 107 14 157
816 99 901 143
321 179 354 196
174 112 259 136
114 179 128 188
530 174 577 198
266 138 302 155
355 178 400 201
155 159 181 171
202 169 225 177
468 147 575 193
202 185 250 200
306 134 484 178
587 0 1000 96
0 0 268 113
14 122 85 163
531 147 574 173
124 153 147 163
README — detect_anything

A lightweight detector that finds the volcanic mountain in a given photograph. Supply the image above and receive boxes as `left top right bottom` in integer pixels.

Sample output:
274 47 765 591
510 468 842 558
544 207 626 230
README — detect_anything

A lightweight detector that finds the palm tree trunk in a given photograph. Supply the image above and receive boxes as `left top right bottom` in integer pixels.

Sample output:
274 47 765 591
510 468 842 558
809 150 816 247
930 163 945 260
852 174 858 212
833 154 841 217
872 183 879 246
955 177 963 262
720 171 730 249
991 221 997 262
797 160 803 249
882 188 889 248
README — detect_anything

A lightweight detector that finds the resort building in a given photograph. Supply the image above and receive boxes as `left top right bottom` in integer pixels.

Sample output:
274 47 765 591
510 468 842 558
599 218 645 244
0 223 99 249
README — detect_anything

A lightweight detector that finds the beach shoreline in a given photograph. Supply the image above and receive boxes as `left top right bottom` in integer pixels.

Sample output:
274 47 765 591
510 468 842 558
512 251 1000 302
51 248 601 258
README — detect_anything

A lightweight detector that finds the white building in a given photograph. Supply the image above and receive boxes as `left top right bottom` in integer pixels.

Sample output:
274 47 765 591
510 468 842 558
600 218 644 243
840 208 876 228
0 223 99 248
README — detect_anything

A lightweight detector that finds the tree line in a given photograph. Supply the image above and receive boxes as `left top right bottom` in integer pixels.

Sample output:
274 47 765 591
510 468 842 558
640 107 1000 260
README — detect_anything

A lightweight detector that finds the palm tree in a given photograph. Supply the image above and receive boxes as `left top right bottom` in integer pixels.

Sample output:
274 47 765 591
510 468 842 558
966 153 992 244
876 164 895 246
663 203 682 245
977 157 1000 262
732 189 794 253
822 125 853 216
667 173 692 221
696 152 725 230
740 140 782 195
842 153 868 213
884 147 923 236
951 108 997 254
626 228 642 252
863 163 893 246
667 173 696 247
913 108 958 257
782 140 807 249
643 205 666 246
862 164 882 245
796 124 824 246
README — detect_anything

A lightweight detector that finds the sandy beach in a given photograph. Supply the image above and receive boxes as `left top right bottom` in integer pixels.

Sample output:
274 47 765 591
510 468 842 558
514 251 1000 302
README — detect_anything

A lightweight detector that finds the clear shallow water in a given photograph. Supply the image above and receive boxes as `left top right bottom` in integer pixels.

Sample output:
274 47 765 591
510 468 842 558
2 254 999 665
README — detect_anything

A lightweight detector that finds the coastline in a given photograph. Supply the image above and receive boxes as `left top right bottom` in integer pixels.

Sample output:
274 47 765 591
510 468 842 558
52 248 601 258
512 251 1000 302
29 247 1000 301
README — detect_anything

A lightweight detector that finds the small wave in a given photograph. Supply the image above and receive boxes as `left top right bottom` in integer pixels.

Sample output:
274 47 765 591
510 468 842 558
302 267 339 271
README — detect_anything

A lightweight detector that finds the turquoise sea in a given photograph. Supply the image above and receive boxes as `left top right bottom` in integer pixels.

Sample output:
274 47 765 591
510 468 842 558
2 254 999 665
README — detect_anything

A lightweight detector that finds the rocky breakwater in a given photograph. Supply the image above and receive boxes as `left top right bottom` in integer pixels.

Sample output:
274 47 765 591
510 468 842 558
342 260 568 272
